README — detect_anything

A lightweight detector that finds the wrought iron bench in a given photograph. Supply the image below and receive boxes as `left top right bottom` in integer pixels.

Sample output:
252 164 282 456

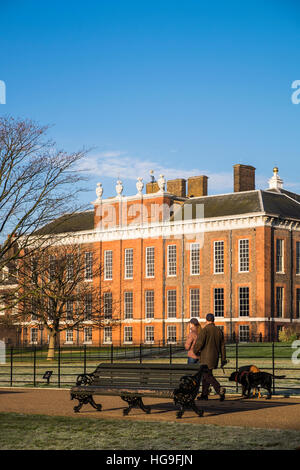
70 363 208 419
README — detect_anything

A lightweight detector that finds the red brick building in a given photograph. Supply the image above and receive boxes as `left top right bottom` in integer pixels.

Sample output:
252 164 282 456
15 165 300 345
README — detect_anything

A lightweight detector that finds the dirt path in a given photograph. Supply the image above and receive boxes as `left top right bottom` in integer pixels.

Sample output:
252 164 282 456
1 387 300 430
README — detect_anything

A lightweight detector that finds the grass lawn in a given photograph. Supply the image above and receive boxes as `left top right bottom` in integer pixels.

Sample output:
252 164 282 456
1 412 300 450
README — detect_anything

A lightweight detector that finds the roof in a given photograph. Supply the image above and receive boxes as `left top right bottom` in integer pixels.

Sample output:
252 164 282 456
35 211 94 235
36 188 300 235
173 189 300 221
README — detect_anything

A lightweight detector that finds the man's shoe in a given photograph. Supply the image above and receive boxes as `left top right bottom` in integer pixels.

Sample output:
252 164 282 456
197 394 208 400
219 387 226 402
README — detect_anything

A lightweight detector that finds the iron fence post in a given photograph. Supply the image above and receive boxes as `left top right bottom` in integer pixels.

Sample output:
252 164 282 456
272 341 275 394
169 344 172 364
111 344 113 364
83 344 87 375
139 343 142 364
58 345 61 388
10 346 13 387
235 339 238 393
33 346 36 387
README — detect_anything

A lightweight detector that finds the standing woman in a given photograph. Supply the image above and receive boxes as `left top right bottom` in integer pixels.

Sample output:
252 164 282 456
185 318 201 364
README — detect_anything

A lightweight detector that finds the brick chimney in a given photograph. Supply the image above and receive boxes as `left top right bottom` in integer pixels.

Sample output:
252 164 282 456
166 178 186 197
146 181 159 194
233 164 256 192
187 176 208 197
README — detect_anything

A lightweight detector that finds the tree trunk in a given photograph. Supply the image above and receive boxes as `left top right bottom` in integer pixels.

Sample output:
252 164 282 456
47 332 56 360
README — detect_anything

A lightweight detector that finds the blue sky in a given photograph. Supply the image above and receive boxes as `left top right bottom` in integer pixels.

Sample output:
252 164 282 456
1 0 300 205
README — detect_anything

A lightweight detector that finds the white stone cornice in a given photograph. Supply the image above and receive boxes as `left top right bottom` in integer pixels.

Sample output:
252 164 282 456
29 211 300 247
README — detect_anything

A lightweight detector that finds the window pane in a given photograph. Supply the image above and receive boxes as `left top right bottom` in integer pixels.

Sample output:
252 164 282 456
214 288 224 317
124 248 133 279
145 290 154 318
190 288 200 317
276 240 284 273
145 326 154 343
190 243 200 275
104 250 113 280
85 252 93 280
167 290 177 318
239 239 249 272
104 292 112 318
214 241 224 274
167 245 177 276
124 291 133 319
167 325 176 343
146 247 155 277
124 326 132 342
296 242 300 275
276 287 283 317
239 287 249 316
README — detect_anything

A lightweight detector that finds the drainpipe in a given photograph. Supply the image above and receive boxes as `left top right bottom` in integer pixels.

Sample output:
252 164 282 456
290 225 294 323
181 234 185 344
229 230 233 340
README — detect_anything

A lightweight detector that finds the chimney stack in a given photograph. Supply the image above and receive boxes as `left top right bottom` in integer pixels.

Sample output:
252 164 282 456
187 175 208 197
233 164 255 192
167 178 186 197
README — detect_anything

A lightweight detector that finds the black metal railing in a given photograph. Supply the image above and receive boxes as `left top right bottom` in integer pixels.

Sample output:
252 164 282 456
0 340 299 396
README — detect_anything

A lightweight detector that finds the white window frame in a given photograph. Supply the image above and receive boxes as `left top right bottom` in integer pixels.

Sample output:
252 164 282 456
190 288 200 318
65 329 73 344
167 245 177 277
85 252 93 281
276 286 284 318
145 247 155 278
239 287 250 317
103 326 112 344
84 327 92 344
145 290 154 319
238 239 249 273
296 242 300 275
167 325 177 344
30 328 38 344
239 325 249 342
190 243 200 275
124 326 133 344
276 239 284 273
104 292 113 319
167 289 177 318
145 325 154 344
124 291 133 319
84 293 92 320
214 241 224 274
104 250 113 280
124 248 133 279
214 288 224 317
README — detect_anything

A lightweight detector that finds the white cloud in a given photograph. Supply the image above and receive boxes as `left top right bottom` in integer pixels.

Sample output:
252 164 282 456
77 152 298 194
76 152 234 192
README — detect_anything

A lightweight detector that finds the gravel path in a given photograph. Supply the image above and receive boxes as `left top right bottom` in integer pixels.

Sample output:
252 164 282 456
1 387 300 430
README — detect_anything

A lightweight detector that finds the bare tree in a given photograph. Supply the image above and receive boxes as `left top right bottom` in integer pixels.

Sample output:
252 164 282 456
0 115 89 275
6 244 119 359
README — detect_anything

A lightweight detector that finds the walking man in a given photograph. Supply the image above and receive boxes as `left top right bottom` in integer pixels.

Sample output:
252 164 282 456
193 313 227 401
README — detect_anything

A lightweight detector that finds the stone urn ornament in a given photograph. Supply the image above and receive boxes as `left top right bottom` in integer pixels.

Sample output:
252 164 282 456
136 177 144 195
116 179 123 197
157 174 166 193
96 182 103 200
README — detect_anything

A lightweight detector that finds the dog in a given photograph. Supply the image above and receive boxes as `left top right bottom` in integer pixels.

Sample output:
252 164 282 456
229 365 285 399
173 365 208 418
